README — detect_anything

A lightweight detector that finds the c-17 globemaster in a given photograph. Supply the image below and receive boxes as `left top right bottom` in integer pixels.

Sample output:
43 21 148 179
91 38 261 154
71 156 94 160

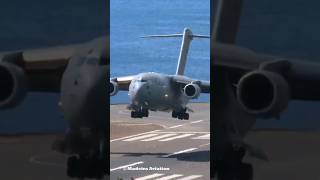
0 36 108 179
110 28 210 120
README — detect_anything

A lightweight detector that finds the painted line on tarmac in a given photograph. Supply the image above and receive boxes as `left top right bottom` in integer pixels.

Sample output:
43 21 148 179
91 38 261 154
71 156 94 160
168 124 184 129
190 120 203 124
162 148 198 158
110 161 144 172
29 152 65 168
110 130 160 142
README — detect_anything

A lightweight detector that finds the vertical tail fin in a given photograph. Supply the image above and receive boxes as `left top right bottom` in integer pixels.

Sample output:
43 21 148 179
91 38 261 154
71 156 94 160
141 28 209 75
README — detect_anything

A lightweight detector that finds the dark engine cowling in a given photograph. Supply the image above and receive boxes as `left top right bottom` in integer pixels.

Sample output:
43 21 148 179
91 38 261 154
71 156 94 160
109 81 118 96
237 70 290 118
0 63 27 109
183 83 201 99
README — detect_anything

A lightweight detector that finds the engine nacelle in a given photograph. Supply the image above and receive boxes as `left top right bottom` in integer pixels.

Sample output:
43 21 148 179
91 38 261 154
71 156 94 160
109 81 119 96
237 70 290 118
0 63 27 109
183 83 201 99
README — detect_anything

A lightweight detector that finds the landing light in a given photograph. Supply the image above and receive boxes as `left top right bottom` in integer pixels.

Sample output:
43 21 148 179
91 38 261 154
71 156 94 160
164 94 168 98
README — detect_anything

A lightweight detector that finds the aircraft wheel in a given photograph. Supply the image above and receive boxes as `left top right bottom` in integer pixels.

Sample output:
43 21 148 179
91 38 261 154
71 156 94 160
67 156 78 178
131 111 135 118
131 111 140 118
184 113 189 120
142 109 149 117
67 156 86 178
237 163 253 180
138 111 143 118
172 111 177 118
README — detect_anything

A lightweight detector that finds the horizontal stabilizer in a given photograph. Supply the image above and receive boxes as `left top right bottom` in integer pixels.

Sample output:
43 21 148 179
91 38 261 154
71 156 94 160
141 34 210 38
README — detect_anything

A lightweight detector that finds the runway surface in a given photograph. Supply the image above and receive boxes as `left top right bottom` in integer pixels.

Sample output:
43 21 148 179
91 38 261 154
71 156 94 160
0 134 73 180
244 129 320 180
110 103 210 180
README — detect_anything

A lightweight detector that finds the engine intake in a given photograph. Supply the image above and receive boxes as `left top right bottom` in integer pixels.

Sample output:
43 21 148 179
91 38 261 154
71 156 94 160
0 63 27 109
237 70 290 118
183 83 200 99
109 81 119 96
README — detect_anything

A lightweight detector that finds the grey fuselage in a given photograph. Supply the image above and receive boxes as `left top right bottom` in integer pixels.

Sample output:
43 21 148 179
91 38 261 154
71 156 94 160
128 72 188 112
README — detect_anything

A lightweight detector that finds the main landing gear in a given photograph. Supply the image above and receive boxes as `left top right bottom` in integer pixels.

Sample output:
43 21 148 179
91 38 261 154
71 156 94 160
215 147 253 180
172 109 189 120
53 127 107 179
67 154 106 179
131 108 149 118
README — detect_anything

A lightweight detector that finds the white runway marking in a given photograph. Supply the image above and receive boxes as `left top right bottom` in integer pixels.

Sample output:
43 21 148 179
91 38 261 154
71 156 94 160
199 143 210 147
192 134 210 140
168 124 184 129
29 152 65 168
135 174 203 180
176 175 204 180
154 131 208 134
141 133 177 141
119 123 154 126
116 132 210 142
162 148 198 158
155 174 184 180
123 134 159 141
159 134 194 142
110 130 160 142
110 161 144 172
190 120 203 124
135 173 165 180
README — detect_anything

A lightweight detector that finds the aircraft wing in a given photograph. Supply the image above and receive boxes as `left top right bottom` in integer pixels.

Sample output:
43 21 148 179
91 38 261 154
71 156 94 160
0 44 80 93
171 75 210 93
110 75 136 91
0 36 107 94
214 42 320 101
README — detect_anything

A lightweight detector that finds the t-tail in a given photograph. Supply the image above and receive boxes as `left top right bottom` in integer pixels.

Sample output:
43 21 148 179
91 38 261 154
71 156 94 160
141 28 209 75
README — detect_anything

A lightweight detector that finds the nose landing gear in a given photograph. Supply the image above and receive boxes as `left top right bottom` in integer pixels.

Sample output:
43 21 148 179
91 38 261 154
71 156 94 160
53 127 107 179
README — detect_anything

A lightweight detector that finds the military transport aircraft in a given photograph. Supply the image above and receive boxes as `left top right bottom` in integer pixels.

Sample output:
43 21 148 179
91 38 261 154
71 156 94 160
0 36 108 179
110 28 210 120
213 0 320 180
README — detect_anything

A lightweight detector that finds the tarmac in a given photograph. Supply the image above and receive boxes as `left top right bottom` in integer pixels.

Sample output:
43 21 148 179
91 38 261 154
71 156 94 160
0 103 319 180
110 103 210 180
0 134 73 180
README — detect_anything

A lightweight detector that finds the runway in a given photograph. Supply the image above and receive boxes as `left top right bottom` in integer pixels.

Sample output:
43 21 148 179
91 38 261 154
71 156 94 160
110 103 210 180
0 134 73 180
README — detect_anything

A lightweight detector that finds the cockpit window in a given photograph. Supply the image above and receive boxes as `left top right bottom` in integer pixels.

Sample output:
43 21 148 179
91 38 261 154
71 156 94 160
136 77 147 82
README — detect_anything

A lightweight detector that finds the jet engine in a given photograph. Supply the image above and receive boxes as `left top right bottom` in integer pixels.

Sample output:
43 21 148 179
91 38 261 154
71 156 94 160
110 81 119 96
0 63 27 109
183 83 201 99
237 70 290 118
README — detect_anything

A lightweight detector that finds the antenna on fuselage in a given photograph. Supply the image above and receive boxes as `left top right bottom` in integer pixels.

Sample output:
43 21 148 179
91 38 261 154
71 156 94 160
141 28 209 75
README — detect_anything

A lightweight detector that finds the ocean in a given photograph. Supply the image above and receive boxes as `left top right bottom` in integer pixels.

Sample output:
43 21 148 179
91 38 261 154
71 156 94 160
110 0 210 103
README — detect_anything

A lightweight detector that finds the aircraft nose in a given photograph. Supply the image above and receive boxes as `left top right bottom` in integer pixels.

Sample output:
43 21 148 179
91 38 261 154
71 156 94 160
130 81 149 105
